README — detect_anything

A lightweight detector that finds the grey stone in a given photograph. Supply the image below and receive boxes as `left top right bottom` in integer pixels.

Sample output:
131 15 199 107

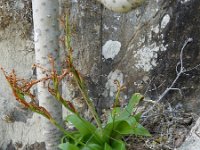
178 118 200 150
1 0 200 149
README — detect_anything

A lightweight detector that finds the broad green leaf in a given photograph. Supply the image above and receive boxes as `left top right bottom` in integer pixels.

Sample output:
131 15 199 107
111 139 126 150
102 122 114 143
105 117 138 135
113 117 138 135
104 119 132 138
134 113 142 122
121 116 150 136
107 107 121 123
66 114 96 136
81 144 102 150
58 142 79 150
114 121 132 135
61 130 83 144
66 114 103 144
113 116 151 137
132 123 151 136
126 93 143 113
115 93 144 121
104 143 112 150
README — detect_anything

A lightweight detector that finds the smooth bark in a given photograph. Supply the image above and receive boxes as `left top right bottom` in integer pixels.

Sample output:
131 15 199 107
32 0 62 149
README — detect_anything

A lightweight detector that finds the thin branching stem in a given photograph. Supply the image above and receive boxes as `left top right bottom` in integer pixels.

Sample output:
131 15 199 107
157 38 193 102
65 15 102 129
142 38 195 118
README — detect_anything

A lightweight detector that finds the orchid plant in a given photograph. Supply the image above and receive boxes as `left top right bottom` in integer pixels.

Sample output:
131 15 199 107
1 14 150 150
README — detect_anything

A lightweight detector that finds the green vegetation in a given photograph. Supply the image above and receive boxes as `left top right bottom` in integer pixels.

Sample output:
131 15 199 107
0 15 150 150
59 93 150 150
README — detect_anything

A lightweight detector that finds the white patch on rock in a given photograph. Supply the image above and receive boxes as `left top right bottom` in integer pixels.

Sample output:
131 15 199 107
131 13 170 72
103 24 109 30
137 35 145 47
181 0 191 4
161 14 170 29
14 0 25 10
104 70 123 97
114 15 121 21
102 40 121 59
94 24 100 34
134 43 167 72
151 25 160 34
111 25 118 31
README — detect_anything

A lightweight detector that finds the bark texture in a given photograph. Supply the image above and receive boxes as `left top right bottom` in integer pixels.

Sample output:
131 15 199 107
32 0 62 149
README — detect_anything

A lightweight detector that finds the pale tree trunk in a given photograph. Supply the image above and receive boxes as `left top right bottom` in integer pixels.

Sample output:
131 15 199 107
32 0 62 149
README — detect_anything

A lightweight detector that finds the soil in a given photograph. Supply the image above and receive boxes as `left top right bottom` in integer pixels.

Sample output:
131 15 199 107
126 103 195 150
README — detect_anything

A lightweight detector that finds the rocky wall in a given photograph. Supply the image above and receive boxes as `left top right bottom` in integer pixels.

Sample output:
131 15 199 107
0 0 200 149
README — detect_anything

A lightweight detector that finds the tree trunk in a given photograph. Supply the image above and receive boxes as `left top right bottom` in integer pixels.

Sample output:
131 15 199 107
32 0 62 149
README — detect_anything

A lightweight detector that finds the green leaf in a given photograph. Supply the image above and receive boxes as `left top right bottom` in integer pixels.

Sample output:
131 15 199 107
103 120 122 143
102 122 114 143
104 143 112 150
111 139 126 150
115 93 143 121
58 142 79 150
134 113 142 122
81 144 102 150
126 93 143 113
61 134 69 143
66 114 96 136
112 116 151 137
104 119 133 138
120 116 150 136
66 114 104 145
113 117 137 135
132 123 151 136
114 120 132 135
108 107 121 123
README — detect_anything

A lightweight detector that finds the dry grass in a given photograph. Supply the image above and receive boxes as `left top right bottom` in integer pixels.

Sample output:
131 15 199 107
126 102 195 150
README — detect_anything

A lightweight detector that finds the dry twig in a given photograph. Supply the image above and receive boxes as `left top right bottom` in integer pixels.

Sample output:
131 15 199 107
142 38 199 118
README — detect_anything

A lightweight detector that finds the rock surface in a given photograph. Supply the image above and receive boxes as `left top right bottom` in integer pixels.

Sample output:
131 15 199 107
0 0 200 149
178 118 200 150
